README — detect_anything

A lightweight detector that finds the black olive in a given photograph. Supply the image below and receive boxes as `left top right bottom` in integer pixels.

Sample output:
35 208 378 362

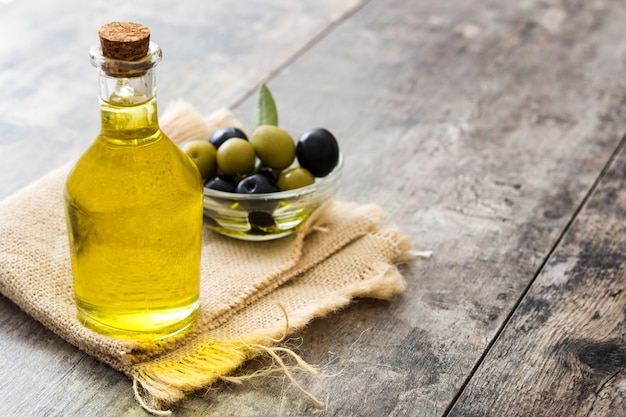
296 128 339 177
248 211 276 228
209 126 248 149
256 168 279 185
235 173 280 194
204 176 237 192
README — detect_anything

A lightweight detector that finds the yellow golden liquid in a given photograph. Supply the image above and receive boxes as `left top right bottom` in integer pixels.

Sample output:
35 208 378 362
64 96 203 340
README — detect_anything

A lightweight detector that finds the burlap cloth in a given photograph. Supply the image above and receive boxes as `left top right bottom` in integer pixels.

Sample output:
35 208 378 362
0 101 417 414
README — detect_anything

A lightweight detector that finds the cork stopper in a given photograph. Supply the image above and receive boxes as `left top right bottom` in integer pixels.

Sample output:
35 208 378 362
98 22 150 61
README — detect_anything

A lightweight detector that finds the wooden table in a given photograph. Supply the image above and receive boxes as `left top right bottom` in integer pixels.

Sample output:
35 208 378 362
2 1 626 416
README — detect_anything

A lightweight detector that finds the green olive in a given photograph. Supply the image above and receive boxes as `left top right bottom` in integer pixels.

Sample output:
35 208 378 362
277 167 315 191
250 125 296 170
181 140 217 180
216 138 256 176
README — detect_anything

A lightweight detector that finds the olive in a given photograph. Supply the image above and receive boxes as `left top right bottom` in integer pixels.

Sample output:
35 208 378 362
250 125 296 170
210 126 248 149
296 128 339 177
277 167 315 191
256 168 279 185
216 138 256 176
236 173 280 194
181 140 217 180
205 176 237 192
248 211 276 229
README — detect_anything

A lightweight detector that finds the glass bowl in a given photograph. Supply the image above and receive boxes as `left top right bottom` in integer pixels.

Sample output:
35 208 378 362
202 154 343 241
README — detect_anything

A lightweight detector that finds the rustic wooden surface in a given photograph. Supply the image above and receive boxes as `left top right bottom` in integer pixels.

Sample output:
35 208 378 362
2 0 626 416
448 136 626 416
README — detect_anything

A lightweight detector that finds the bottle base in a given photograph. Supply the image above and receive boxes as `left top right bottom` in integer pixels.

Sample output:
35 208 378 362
76 299 199 341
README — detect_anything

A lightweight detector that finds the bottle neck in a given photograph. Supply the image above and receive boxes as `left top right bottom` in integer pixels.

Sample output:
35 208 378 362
98 68 156 105
90 42 163 142
99 97 160 143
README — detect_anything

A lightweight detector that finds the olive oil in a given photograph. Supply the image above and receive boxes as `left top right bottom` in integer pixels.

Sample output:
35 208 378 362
64 23 202 340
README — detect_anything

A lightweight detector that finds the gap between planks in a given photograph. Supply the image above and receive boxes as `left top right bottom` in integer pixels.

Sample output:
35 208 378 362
228 0 373 111
441 129 626 417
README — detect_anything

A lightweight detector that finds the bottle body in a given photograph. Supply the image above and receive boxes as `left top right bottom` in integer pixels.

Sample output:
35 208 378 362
64 42 202 340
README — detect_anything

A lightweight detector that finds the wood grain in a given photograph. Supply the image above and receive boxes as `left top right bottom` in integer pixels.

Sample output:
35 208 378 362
448 139 626 417
0 1 365 416
3 0 626 416
223 0 626 415
0 0 363 200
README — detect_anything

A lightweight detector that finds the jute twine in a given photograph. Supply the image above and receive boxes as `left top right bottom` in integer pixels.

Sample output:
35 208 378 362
0 101 419 415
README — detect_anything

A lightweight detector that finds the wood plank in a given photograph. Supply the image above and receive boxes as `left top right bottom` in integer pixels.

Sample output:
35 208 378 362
449 139 626 417
0 2 364 416
0 0 363 200
201 0 626 415
3 0 626 416
447 140 626 416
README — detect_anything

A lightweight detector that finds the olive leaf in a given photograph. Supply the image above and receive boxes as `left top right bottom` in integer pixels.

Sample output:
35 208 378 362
254 83 278 128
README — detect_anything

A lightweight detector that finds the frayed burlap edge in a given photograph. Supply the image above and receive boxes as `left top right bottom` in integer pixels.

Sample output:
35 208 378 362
0 102 426 415
127 227 415 414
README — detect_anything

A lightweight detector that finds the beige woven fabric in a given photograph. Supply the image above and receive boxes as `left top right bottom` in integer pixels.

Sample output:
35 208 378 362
0 102 414 413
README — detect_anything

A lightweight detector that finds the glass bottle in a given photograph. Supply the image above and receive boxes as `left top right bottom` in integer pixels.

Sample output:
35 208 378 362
64 22 202 340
